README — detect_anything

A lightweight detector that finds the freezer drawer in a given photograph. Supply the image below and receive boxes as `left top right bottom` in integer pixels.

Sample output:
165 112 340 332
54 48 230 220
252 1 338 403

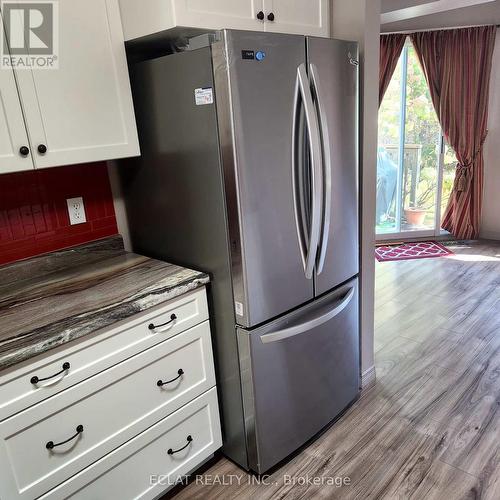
237 278 359 473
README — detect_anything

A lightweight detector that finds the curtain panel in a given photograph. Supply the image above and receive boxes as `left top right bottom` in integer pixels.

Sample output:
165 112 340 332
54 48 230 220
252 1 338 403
379 34 407 106
411 26 497 239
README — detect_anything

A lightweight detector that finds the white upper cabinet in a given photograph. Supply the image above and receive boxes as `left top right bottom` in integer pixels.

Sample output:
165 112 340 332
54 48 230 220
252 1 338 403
0 0 139 173
0 25 33 174
119 0 330 41
263 0 329 36
0 60 33 173
119 0 264 40
173 0 265 32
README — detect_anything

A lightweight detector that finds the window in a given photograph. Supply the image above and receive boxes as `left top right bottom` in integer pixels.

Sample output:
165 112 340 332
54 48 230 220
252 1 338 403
376 40 455 238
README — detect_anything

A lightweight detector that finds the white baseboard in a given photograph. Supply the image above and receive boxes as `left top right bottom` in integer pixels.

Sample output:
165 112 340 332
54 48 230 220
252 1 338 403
479 230 500 242
361 366 376 389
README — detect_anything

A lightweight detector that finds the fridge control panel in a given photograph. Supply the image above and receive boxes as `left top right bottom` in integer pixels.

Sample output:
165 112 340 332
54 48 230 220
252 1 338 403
241 50 266 61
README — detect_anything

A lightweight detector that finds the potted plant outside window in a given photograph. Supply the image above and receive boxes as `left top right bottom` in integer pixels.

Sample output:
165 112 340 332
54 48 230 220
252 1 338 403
404 180 435 226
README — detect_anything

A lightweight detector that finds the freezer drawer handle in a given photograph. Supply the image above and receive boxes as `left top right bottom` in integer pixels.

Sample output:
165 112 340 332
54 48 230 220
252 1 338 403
31 362 70 385
46 425 84 450
157 368 184 387
260 286 355 344
167 435 193 455
148 314 177 332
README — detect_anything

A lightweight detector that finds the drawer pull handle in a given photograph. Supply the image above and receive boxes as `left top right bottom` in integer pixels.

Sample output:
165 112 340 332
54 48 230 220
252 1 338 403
46 425 84 450
157 368 184 387
167 435 193 455
31 362 70 385
148 314 177 331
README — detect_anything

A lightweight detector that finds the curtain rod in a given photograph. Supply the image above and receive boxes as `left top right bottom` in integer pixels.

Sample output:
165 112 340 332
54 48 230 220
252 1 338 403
382 23 499 35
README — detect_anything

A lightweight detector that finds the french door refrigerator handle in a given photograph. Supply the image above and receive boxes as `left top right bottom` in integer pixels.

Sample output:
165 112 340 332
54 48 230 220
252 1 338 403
296 64 323 280
260 286 355 344
292 69 307 271
309 63 332 275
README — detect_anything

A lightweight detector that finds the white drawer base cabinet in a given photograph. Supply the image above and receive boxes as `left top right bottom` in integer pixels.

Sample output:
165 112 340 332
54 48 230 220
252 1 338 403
0 287 221 500
43 389 221 500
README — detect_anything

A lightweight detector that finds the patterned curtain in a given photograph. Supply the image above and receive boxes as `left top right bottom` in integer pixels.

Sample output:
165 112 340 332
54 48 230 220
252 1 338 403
379 34 407 106
411 26 497 239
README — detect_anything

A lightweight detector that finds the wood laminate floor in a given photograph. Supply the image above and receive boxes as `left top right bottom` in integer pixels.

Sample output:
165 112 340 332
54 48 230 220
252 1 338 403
167 240 500 499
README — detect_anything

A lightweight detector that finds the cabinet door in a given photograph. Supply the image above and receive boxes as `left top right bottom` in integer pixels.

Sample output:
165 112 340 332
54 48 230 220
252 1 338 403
13 0 139 169
263 0 329 37
172 0 264 31
0 19 33 173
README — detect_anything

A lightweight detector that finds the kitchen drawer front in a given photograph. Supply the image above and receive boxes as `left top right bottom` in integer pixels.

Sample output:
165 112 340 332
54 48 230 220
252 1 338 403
42 388 221 500
0 287 208 421
0 321 215 500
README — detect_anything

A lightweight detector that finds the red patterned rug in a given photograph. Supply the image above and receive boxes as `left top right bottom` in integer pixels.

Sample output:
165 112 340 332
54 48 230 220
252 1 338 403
375 241 454 262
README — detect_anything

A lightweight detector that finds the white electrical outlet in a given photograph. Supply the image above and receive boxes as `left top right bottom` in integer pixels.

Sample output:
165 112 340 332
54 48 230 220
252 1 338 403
66 197 87 225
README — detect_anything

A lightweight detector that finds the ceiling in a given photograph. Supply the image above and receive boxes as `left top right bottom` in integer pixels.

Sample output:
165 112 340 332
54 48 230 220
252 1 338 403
381 0 500 32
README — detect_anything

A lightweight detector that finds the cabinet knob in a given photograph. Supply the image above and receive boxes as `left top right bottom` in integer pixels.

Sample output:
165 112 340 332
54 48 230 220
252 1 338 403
267 12 275 21
19 146 30 157
256 10 264 20
38 144 47 154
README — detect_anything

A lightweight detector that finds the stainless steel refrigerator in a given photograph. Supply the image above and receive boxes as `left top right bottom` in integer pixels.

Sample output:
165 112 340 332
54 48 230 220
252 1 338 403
119 29 360 473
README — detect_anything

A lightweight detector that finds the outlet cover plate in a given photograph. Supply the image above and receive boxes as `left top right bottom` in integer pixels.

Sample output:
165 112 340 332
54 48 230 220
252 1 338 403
66 197 87 225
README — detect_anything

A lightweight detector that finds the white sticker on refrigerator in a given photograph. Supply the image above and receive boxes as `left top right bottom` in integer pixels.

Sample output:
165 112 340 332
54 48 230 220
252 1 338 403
235 301 244 316
194 87 213 106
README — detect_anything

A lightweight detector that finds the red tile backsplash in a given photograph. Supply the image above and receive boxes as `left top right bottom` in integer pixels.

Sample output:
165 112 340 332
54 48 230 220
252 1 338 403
0 162 118 266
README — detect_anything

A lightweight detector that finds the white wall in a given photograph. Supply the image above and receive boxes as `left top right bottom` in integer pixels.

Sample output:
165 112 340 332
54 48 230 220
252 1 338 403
331 0 381 385
480 30 500 240
108 160 132 251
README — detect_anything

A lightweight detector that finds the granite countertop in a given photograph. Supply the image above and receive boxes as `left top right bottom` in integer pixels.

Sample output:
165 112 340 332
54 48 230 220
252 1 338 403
0 236 209 372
